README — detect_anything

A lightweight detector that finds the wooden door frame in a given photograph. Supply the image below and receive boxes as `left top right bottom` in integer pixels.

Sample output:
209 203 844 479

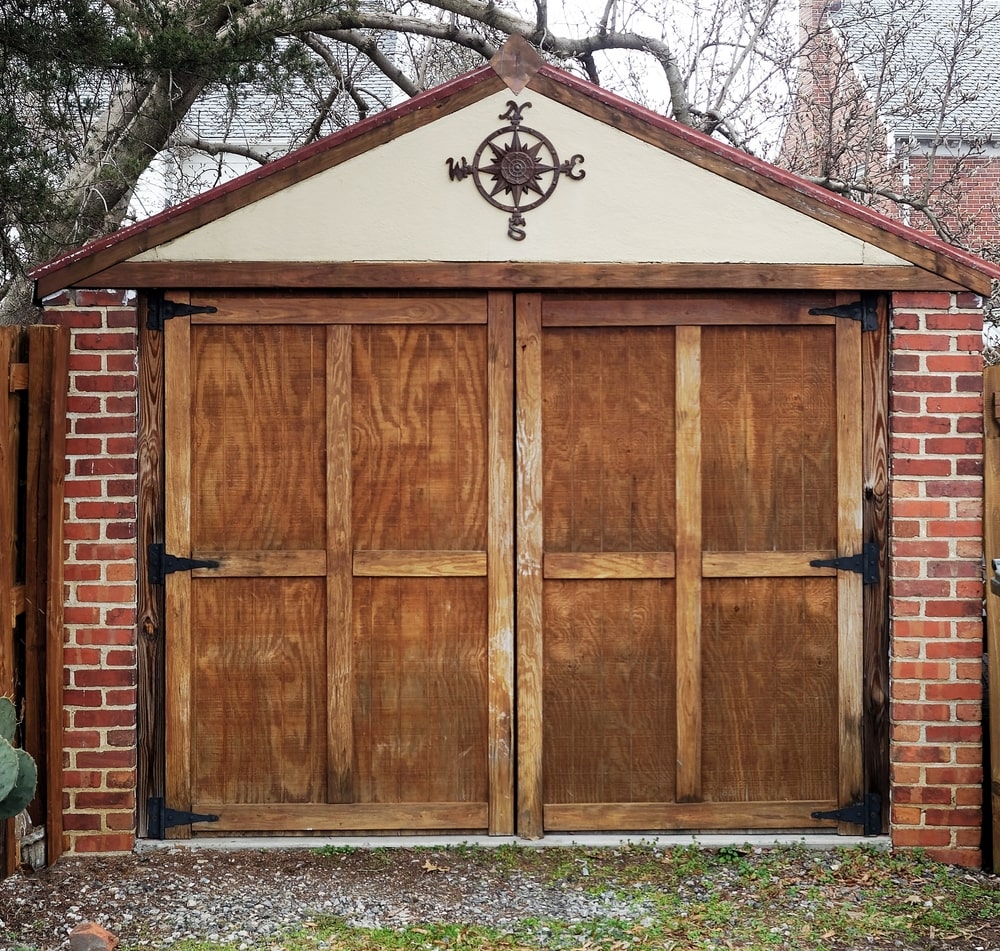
136 279 889 839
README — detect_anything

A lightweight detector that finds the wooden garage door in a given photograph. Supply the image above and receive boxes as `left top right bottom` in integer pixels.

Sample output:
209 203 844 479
161 289 863 837
515 292 864 835
163 293 514 835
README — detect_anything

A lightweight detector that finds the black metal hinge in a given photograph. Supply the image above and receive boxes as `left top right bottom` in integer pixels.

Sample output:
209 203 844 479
810 541 880 585
147 543 220 585
812 792 882 836
808 294 879 332
146 290 218 331
147 797 220 839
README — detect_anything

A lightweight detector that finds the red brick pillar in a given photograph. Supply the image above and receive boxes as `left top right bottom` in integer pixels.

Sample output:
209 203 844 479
43 289 138 853
888 290 985 866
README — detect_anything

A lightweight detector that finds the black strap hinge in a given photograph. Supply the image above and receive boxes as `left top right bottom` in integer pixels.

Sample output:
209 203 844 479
812 792 882 836
810 541 880 585
146 290 218 331
147 797 219 839
808 294 879 332
148 543 220 585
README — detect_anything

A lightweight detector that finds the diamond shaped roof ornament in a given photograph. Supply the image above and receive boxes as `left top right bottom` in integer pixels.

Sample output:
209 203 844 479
490 34 545 94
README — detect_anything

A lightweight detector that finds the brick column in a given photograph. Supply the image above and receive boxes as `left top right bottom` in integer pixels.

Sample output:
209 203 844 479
44 289 139 854
888 290 985 866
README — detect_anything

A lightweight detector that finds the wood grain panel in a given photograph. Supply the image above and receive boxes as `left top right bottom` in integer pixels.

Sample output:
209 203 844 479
543 580 676 805
542 294 838 327
702 551 837 577
352 550 487 576
192 550 327 576
191 578 328 805
701 578 838 803
352 326 487 552
542 326 675 553
82 261 972 295
543 552 676 579
188 295 488 325
353 577 489 805
701 325 837 554
544 800 837 831
191 325 326 551
194 802 488 832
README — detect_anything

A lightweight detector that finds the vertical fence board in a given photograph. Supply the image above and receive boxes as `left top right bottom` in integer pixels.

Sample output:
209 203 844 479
0 329 19 877
0 326 67 876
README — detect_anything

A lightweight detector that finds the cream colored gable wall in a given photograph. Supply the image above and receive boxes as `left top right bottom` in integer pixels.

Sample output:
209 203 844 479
131 90 908 267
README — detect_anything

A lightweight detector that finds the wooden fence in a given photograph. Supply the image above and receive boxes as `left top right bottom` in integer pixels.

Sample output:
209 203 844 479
0 325 68 875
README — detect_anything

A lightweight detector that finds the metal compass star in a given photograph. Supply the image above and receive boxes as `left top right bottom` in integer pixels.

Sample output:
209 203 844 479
446 101 585 240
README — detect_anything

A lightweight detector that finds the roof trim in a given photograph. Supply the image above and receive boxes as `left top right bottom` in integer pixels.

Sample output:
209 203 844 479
31 51 1000 299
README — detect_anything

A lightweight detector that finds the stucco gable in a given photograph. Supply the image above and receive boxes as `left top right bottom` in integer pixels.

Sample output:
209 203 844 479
31 42 1000 297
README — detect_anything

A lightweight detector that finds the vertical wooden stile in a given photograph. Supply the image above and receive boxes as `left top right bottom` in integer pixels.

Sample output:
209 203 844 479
487 293 515 834
516 294 544 837
983 364 1000 870
164 316 193 836
836 310 865 821
674 326 702 803
137 303 165 837
862 296 890 830
326 324 354 802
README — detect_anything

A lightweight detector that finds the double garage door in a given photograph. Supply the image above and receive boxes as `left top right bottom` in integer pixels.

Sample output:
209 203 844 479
162 290 864 837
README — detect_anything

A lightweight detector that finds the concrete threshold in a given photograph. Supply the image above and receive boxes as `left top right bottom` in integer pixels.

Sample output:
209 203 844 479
136 833 892 853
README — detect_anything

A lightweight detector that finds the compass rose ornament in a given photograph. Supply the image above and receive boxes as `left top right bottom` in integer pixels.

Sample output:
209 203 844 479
447 101 585 241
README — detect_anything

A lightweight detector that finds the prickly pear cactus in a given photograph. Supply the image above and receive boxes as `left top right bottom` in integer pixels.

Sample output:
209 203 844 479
0 697 36 820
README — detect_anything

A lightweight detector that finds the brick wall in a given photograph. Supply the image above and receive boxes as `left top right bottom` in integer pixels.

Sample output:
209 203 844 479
44 289 139 855
888 290 985 867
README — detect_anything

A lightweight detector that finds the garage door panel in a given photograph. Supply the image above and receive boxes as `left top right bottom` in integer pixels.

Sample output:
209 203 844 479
702 577 838 803
542 579 677 805
191 577 328 806
191 325 327 551
701 326 837 553
352 325 487 552
542 327 675 553
353 576 489 805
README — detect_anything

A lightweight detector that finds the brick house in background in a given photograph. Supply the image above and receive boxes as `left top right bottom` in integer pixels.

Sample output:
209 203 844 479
785 0 1000 264
25 37 1000 868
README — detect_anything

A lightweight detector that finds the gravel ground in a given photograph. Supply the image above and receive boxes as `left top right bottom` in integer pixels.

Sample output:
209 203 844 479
1 846 655 949
0 843 998 951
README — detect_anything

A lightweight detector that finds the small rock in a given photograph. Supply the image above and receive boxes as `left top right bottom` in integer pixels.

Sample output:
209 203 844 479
69 920 120 951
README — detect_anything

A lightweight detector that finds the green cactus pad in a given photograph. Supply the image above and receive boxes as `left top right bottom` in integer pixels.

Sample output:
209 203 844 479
0 748 36 819
0 739 17 801
0 697 16 744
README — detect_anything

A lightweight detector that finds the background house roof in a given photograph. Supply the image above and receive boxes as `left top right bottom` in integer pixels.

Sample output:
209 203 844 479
831 0 1000 139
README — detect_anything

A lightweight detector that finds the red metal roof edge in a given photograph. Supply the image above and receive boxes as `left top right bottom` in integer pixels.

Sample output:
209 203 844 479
31 55 1000 289
534 65 1000 284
